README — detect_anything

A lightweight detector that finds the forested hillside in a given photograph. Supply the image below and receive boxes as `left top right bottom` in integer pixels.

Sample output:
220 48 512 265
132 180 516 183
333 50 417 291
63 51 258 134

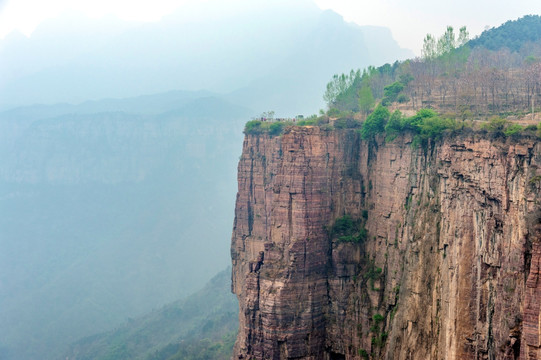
469 14 541 51
325 15 541 120
65 269 237 360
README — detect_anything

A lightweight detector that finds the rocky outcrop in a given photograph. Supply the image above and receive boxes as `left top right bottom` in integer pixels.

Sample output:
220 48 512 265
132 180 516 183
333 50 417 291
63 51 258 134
231 126 541 359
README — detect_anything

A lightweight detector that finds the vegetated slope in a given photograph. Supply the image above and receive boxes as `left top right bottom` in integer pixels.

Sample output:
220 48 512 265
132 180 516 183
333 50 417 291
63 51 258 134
0 95 249 360
326 15 541 120
65 268 238 360
468 14 541 51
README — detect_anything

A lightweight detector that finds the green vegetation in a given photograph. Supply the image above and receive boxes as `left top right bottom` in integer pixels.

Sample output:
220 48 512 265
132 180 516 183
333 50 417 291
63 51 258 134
382 81 405 105
364 107 459 146
330 215 368 243
372 332 388 348
422 26 469 60
360 105 390 140
366 260 383 291
530 175 541 184
321 15 541 123
244 114 331 136
148 332 236 360
358 348 369 359
480 116 525 136
468 15 541 52
244 119 293 135
370 313 388 349
65 269 238 360
324 70 363 112
372 314 385 324
334 117 362 129
246 17 541 143
359 84 375 114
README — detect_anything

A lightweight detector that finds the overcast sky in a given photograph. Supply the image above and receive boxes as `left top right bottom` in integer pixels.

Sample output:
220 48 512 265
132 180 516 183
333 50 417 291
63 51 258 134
0 0 540 54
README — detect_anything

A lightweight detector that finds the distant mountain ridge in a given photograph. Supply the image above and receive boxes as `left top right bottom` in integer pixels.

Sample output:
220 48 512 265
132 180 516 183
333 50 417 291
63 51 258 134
0 92 249 360
0 1 413 359
65 268 238 360
0 1 412 114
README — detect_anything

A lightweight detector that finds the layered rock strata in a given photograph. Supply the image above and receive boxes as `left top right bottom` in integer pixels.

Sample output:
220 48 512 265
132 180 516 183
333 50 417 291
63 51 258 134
231 126 541 359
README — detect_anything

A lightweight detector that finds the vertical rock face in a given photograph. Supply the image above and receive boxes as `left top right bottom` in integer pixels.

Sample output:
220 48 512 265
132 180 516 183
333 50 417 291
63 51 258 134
231 126 541 359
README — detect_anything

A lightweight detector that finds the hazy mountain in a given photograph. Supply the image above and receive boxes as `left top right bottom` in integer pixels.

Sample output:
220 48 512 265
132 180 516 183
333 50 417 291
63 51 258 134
0 94 249 360
228 10 414 115
0 1 413 359
0 1 412 114
64 268 237 360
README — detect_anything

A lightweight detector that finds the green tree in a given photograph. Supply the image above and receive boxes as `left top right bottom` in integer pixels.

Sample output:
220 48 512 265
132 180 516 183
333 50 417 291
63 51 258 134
358 84 375 114
422 34 437 60
324 73 350 107
437 26 456 55
382 81 405 105
457 26 469 47
385 110 404 141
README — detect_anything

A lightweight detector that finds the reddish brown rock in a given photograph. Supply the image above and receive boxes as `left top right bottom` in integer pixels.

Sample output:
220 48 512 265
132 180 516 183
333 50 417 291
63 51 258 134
231 127 541 359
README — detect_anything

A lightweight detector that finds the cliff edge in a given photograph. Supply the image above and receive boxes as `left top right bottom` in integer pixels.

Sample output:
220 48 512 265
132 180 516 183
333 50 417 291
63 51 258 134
231 126 541 359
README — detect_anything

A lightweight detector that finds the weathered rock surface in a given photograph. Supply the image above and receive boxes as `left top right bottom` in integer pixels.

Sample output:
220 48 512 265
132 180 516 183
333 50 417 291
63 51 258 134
231 126 541 359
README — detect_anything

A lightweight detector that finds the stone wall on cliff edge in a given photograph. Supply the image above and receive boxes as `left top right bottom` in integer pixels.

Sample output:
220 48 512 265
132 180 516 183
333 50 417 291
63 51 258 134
230 126 541 360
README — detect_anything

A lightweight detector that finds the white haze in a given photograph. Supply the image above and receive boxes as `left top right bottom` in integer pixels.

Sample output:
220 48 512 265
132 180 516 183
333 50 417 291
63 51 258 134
0 1 532 359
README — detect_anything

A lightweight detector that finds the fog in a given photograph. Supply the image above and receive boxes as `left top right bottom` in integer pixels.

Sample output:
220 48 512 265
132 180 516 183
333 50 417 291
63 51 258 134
0 1 411 358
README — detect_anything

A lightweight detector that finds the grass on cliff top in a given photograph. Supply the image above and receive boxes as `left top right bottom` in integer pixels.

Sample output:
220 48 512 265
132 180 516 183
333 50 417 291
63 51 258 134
243 112 363 136
243 106 541 146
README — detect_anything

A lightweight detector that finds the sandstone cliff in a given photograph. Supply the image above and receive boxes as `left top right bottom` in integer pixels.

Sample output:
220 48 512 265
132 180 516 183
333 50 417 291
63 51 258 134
231 126 541 359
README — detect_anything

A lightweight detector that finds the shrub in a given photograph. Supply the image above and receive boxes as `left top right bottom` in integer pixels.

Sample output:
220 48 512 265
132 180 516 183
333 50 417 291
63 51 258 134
362 210 369 219
331 215 367 243
320 124 334 131
244 120 263 134
269 122 285 136
481 116 525 137
384 110 404 141
333 215 354 234
481 116 509 134
244 120 291 136
383 81 405 103
373 314 385 324
360 105 390 139
328 108 341 117
396 93 409 103
359 349 369 359
296 119 317 126
334 118 362 129
504 123 523 136
417 116 457 140
402 108 438 132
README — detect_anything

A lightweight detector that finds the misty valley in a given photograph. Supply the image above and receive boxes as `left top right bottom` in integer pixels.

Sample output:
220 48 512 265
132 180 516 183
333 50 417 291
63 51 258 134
1 1 541 360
